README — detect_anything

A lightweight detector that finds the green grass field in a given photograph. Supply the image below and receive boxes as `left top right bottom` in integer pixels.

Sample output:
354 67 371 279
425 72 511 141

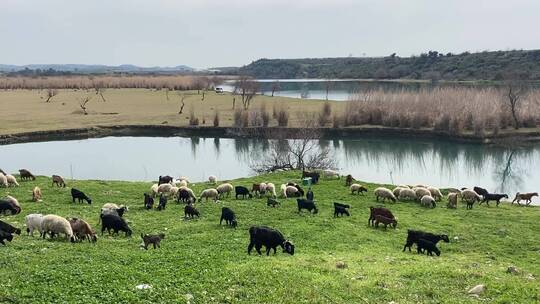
0 171 538 303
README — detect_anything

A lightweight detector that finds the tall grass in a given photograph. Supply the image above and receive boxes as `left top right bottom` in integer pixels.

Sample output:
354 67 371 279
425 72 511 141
0 75 225 90
343 87 540 133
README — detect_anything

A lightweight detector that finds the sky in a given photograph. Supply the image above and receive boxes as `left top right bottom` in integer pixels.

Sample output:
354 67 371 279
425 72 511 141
1 0 540 69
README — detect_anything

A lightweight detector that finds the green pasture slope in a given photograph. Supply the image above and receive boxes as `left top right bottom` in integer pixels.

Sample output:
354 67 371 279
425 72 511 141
0 171 538 303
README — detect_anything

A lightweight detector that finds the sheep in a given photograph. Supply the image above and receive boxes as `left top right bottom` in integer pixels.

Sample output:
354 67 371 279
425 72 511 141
393 187 405 198
461 189 482 209
18 169 36 181
413 187 431 200
157 194 167 211
302 171 320 184
184 204 200 218
368 207 395 226
266 183 277 198
279 184 287 198
158 175 173 185
345 174 354 186
334 202 350 217
480 193 508 207
398 184 410 189
179 176 189 183
52 175 66 187
0 220 21 235
40 214 76 242
0 168 5 175
350 184 368 195
173 179 187 188
285 186 300 198
252 183 267 197
5 195 20 210
216 183 234 198
0 200 20 215
0 173 7 187
150 184 159 198
420 195 436 208
398 188 417 201
235 186 252 199
267 197 280 207
417 238 441 256
427 186 443 201
289 183 305 196
100 213 132 237
25 214 44 236
71 188 92 204
374 215 397 229
157 183 173 195
177 187 196 204
6 174 19 187
511 192 539 206
68 218 97 243
247 226 294 256
169 186 179 197
208 175 217 184
100 203 128 218
297 199 318 214
32 186 42 202
447 192 459 209
323 169 340 179
374 187 397 203
144 193 154 209
403 229 449 252
0 230 13 245
199 189 219 202
220 207 237 228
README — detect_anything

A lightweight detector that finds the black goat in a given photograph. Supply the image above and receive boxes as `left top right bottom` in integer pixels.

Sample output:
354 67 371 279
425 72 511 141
157 194 167 211
417 238 441 256
480 193 508 207
0 220 21 235
267 198 280 207
177 189 194 204
184 204 200 218
71 188 92 204
0 200 20 215
0 230 13 245
403 229 449 252
220 207 237 228
333 202 350 217
297 198 318 214
473 186 489 197
144 193 154 210
100 214 132 236
158 175 173 185
248 226 294 256
235 186 252 199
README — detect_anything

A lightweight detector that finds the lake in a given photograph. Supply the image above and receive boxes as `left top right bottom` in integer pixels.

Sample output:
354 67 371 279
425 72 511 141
221 79 506 101
1 136 539 204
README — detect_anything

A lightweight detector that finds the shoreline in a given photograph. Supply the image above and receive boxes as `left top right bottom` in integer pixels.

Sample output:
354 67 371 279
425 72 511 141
2 124 540 146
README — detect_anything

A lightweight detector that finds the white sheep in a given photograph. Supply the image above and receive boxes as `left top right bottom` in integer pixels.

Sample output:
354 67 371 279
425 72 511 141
199 188 219 202
32 186 42 202
5 195 20 209
102 203 120 210
179 186 196 199
170 186 180 197
461 189 482 203
265 183 277 198
285 186 299 198
420 195 436 208
393 187 405 197
216 183 234 198
398 184 410 189
374 187 397 202
447 192 459 209
0 173 7 187
323 169 340 179
427 186 443 201
150 183 159 198
6 174 19 187
173 179 188 188
258 183 268 196
40 214 76 242
208 175 217 184
157 183 173 195
398 188 417 201
413 187 431 200
279 184 287 198
25 213 44 236
350 183 367 195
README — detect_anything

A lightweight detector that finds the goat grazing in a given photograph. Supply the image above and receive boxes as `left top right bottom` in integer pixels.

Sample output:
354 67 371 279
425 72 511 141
247 226 294 256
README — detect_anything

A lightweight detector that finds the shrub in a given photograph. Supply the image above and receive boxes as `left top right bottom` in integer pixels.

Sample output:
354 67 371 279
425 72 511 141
275 106 289 127
318 102 332 126
213 111 220 127
332 114 343 128
260 103 270 127
189 109 199 126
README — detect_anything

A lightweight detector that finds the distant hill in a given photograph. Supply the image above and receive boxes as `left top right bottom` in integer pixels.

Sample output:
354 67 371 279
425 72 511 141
237 50 540 80
0 64 194 74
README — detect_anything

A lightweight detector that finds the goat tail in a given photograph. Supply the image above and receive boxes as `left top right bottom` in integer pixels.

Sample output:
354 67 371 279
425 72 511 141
512 192 520 203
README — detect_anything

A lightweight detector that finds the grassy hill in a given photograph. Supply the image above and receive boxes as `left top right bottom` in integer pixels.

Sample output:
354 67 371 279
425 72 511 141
0 171 538 303
237 50 540 81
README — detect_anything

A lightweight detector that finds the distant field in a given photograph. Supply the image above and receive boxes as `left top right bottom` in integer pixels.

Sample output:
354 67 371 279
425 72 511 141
0 171 538 303
0 89 336 135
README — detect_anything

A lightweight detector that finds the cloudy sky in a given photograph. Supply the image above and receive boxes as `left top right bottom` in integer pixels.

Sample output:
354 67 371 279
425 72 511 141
1 0 539 68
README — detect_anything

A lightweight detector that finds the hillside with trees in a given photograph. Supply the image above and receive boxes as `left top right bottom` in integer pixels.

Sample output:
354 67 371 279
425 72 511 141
237 50 540 81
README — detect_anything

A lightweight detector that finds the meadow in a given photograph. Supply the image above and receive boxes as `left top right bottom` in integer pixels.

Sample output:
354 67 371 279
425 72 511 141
0 171 538 303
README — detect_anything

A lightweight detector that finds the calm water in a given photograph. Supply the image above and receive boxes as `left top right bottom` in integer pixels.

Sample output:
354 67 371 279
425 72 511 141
221 79 506 101
1 136 539 202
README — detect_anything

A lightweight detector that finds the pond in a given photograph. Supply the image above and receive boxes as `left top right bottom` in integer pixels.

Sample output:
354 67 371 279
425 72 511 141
1 136 539 204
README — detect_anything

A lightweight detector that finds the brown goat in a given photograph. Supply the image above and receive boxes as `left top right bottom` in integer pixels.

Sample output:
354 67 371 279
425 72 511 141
345 174 354 187
69 218 97 243
32 186 42 202
52 175 66 187
368 207 395 226
374 215 397 229
512 192 538 206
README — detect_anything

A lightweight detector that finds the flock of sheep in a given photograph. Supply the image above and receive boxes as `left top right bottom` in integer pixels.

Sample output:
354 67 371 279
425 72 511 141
0 168 538 258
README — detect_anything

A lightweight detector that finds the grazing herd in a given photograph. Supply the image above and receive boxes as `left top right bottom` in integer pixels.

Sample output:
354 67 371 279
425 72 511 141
0 168 537 260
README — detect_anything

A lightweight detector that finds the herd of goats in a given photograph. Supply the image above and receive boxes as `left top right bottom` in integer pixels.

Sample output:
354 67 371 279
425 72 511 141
0 169 538 257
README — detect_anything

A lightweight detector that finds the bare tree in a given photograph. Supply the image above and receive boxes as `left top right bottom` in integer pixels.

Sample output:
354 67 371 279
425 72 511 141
233 76 259 110
78 94 93 115
177 93 190 114
93 82 106 102
502 71 529 129
271 80 280 97
323 80 334 100
44 89 58 103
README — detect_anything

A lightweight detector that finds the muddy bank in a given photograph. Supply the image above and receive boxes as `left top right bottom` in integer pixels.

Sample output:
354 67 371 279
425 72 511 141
1 125 540 145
